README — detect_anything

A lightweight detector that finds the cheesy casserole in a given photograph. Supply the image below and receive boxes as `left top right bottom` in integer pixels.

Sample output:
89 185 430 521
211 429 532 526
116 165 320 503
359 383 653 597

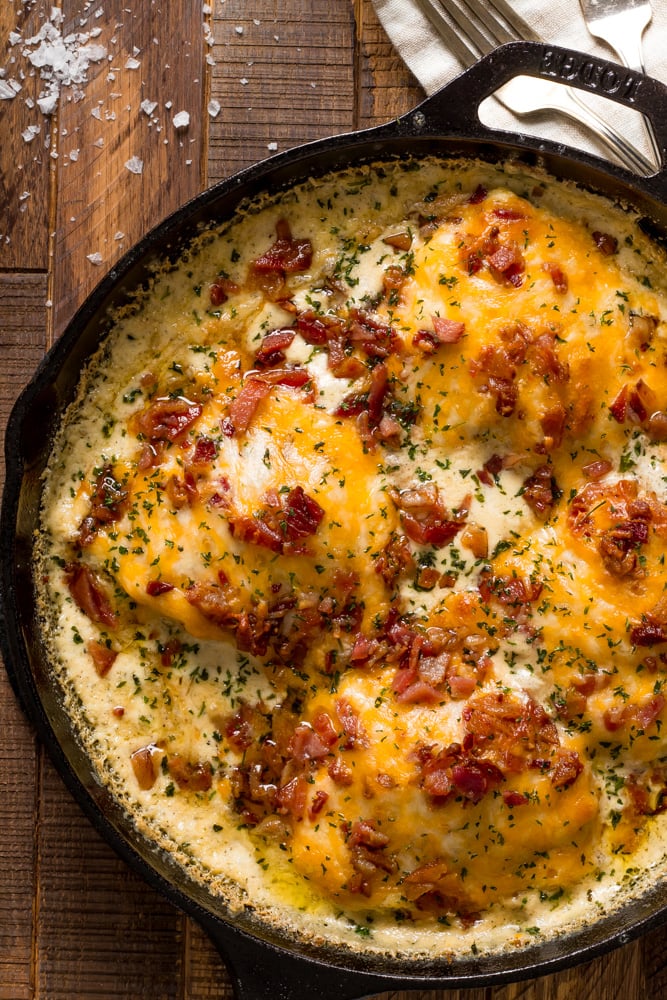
38 157 667 957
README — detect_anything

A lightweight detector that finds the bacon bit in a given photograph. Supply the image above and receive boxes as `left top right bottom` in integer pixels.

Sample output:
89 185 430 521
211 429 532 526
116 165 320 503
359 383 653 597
137 441 164 470
349 819 389 849
630 620 667 647
348 309 400 359
328 757 354 786
86 639 117 677
112 706 125 718
550 750 584 789
460 523 488 559
479 573 543 609
503 789 529 807
276 774 308 818
137 396 203 442
374 532 415 590
521 465 559 520
252 218 312 274
230 486 324 554
308 789 329 820
186 580 236 629
167 755 213 792
295 310 330 345
469 184 487 204
582 459 612 481
336 698 369 749
628 312 658 350
254 328 296 367
146 579 175 597
366 361 389 428
383 230 412 251
164 473 199 510
130 743 162 790
390 483 466 548
416 743 505 804
191 436 217 464
88 465 128 524
604 694 665 732
413 316 465 353
65 562 117 628
209 276 239 307
225 704 261 750
228 378 272 434
542 262 568 293
462 692 564 779
289 723 331 762
487 243 525 286
592 230 618 255
598 519 648 578
160 637 182 667
311 710 338 748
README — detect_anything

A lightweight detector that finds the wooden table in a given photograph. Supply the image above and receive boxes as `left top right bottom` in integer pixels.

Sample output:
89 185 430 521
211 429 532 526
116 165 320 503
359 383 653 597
2 2 667 998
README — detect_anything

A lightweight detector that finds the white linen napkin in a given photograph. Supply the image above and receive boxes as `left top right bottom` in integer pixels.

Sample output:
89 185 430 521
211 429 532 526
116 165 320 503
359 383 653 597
372 0 667 168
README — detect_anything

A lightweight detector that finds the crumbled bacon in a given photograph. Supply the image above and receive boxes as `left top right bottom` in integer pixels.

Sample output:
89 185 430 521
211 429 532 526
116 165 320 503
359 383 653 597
413 317 465 353
252 218 312 274
374 532 415 589
137 396 203 442
209 276 239 307
521 464 559 520
130 743 162 790
230 485 324 555
227 378 272 434
336 698 369 749
592 230 618 255
389 484 467 547
254 328 296 367
65 562 117 628
86 639 117 677
167 755 213 792
542 262 568 293
191 436 217 465
487 242 525 286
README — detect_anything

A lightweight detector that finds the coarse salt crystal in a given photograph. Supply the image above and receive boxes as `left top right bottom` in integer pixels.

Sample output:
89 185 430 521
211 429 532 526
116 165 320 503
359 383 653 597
86 252 103 265
22 124 41 142
172 110 190 129
125 56 140 70
267 141 278 151
207 99 220 118
124 156 143 174
140 99 158 116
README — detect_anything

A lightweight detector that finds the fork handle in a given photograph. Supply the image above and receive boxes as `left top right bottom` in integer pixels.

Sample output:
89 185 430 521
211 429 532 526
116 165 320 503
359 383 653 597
403 41 667 199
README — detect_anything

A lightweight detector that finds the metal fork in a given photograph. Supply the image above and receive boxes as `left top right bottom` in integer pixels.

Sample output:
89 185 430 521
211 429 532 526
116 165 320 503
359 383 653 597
413 0 654 175
579 0 660 166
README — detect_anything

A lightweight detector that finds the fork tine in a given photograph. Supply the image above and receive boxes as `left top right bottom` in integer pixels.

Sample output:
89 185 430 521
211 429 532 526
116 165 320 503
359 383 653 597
413 0 479 65
434 0 497 54
475 0 541 44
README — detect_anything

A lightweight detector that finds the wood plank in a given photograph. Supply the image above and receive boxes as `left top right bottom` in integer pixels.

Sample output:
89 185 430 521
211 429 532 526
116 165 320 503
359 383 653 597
208 0 356 183
0 3 51 269
52 0 207 338
34 758 184 1000
0 273 47 999
356 0 423 126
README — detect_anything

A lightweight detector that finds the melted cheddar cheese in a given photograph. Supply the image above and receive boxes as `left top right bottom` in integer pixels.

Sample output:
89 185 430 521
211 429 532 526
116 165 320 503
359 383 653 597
38 157 667 957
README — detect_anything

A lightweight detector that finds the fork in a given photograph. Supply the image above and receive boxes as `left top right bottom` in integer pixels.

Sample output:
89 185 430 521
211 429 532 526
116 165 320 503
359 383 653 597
579 0 660 166
413 0 655 175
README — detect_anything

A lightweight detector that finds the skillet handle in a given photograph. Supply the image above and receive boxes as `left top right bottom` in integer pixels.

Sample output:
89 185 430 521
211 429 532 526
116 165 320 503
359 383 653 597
398 40 667 198
199 917 397 1000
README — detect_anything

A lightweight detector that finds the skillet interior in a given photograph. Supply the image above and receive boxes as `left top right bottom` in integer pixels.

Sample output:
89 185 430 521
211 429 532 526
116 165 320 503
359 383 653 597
4 41 667 997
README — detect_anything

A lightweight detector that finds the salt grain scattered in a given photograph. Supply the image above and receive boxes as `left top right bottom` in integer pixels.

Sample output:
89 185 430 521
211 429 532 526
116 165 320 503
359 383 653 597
267 142 278 151
124 156 144 174
140 99 158 116
207 99 221 118
21 124 41 143
125 56 141 70
172 110 190 129
86 252 103 265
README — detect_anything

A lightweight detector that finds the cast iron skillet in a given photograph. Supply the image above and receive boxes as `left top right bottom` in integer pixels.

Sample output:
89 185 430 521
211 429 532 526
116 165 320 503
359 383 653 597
4 40 667 1000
